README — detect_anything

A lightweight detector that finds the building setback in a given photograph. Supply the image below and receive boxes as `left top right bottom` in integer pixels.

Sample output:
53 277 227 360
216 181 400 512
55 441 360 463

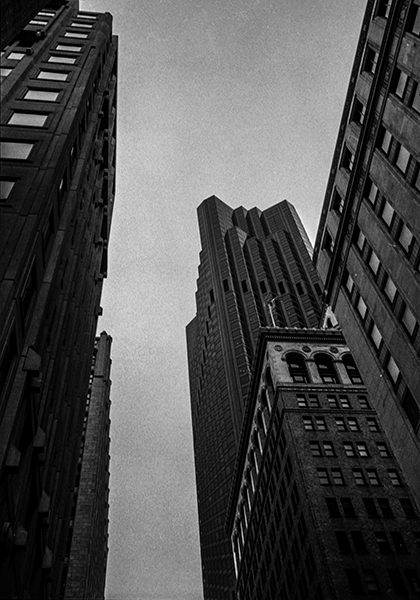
227 328 420 599
0 1 117 597
314 0 420 505
187 196 322 598
65 332 112 600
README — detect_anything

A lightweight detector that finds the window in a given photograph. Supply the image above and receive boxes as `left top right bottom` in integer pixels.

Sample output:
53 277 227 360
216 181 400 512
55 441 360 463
348 418 359 432
383 274 397 304
0 180 15 200
37 70 68 81
391 532 407 553
323 231 335 254
335 417 346 431
376 0 391 18
380 127 392 153
367 469 381 486
412 82 420 113
398 223 413 253
399 498 417 518
393 68 408 98
8 52 25 60
308 395 320 408
368 249 380 275
351 98 366 124
407 4 420 35
24 89 59 101
48 55 77 64
358 396 370 409
297 394 307 408
327 395 338 408
402 389 420 432
335 531 352 554
315 354 338 383
341 147 354 171
318 468 330 485
303 417 314 431
356 295 367 320
38 11 55 17
343 355 362 384
8 112 47 127
77 13 97 19
341 498 356 517
64 31 88 39
29 19 47 25
0 141 33 160
356 442 369 457
331 189 344 213
363 569 380 593
395 144 410 173
353 468 366 485
0 67 12 77
367 417 380 432
363 497 379 518
388 469 402 486
370 323 383 350
346 569 364 594
71 22 93 28
405 570 420 593
363 46 378 74
388 569 408 596
366 179 379 204
345 271 354 294
315 417 327 431
323 442 335 457
401 304 417 337
375 531 392 554
343 442 355 457
310 442 322 457
287 353 309 383
340 396 351 409
332 469 345 485
326 497 340 517
56 44 82 52
378 498 394 518
385 354 400 385
380 199 395 227
356 228 366 251
376 442 390 457
352 531 367 554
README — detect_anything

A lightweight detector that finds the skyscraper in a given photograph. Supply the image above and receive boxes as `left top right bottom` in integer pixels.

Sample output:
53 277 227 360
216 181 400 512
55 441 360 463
0 2 117 596
313 0 420 506
227 327 420 599
187 196 322 598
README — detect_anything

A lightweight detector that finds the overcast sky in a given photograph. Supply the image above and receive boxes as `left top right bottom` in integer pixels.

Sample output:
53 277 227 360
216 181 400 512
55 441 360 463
80 1 366 599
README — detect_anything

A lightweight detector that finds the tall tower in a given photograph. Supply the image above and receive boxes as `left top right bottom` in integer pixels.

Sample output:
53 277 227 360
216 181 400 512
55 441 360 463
0 2 117 597
314 0 420 506
187 196 322 598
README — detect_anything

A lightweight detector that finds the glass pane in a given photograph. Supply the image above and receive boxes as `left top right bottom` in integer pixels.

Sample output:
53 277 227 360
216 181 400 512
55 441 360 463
0 68 12 76
386 355 400 383
64 32 88 38
8 112 47 126
384 275 397 302
370 324 382 350
395 70 408 98
8 52 25 60
37 70 68 81
71 22 92 28
24 89 59 101
369 251 380 275
381 200 394 226
396 145 410 173
56 44 82 52
398 224 413 252
0 180 15 199
29 19 47 25
402 305 416 336
48 55 76 64
1 141 33 159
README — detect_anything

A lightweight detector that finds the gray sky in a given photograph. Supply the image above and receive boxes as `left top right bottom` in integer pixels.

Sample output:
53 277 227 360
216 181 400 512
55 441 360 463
80 1 366 599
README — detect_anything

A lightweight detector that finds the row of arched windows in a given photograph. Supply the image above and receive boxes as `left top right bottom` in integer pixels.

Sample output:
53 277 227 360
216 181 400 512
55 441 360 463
286 352 362 385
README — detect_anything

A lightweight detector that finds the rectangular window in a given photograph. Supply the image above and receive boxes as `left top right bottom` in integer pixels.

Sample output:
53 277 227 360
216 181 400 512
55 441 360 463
48 55 77 64
308 395 320 408
394 68 408 98
346 569 364 594
335 531 352 554
328 395 338 408
343 442 355 457
376 442 390 457
8 112 47 127
0 141 33 159
341 497 356 517
356 296 368 320
323 442 336 457
24 89 59 101
56 44 82 52
0 180 16 200
358 396 370 409
356 442 369 457
352 531 368 554
0 67 12 77
353 468 366 485
318 468 330 485
370 323 383 350
332 189 344 213
310 441 322 457
71 22 93 28
326 497 340 517
8 51 25 60
399 498 417 518
29 19 48 25
363 497 379 518
380 127 392 153
375 531 392 554
363 47 378 74
378 498 394 518
401 304 417 337
388 469 402 486
395 144 410 173
77 13 97 19
367 469 381 485
412 82 420 113
38 11 55 17
386 354 400 385
366 179 379 204
64 31 88 39
380 200 395 227
340 396 351 409
303 417 314 431
335 417 346 431
368 250 380 275
391 532 407 553
398 223 413 254
376 0 391 18
341 147 354 171
367 417 380 432
356 229 366 251
345 272 354 294
348 418 359 432
332 469 345 485
297 394 307 408
383 274 397 304
37 70 68 81
351 98 366 124
315 417 327 431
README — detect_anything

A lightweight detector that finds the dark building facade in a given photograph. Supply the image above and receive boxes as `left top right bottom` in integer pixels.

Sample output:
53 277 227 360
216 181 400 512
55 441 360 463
0 2 117 597
0 0 53 49
65 332 112 600
227 328 420 599
187 196 322 598
314 0 420 506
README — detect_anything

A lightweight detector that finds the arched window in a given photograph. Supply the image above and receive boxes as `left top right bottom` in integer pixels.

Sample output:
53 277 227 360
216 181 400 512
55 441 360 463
287 353 309 383
315 353 338 383
343 354 363 384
